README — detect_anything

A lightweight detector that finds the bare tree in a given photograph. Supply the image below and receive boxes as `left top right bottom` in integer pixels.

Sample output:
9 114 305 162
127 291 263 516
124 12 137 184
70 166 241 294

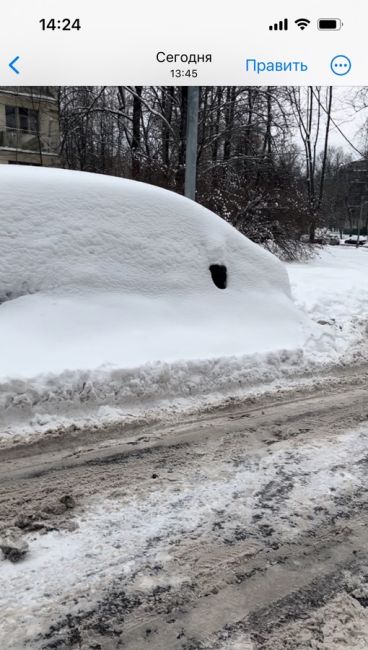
289 86 333 241
57 85 352 259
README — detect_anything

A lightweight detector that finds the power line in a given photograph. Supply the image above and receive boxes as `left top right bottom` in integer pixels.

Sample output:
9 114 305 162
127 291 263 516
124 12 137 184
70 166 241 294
311 87 365 158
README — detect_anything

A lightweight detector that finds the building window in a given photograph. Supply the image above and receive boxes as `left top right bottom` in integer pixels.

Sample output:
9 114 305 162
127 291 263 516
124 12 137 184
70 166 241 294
5 106 16 129
5 106 39 133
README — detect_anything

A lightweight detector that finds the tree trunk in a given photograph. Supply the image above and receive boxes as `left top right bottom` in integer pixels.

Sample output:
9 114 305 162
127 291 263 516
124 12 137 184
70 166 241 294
131 86 142 180
176 87 188 193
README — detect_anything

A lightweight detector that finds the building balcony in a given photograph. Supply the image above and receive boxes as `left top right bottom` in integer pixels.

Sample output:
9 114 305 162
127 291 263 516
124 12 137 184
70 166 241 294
0 129 59 156
0 87 58 101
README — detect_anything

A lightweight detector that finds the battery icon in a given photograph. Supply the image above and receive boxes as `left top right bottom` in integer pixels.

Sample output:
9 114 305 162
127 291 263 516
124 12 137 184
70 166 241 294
318 18 342 30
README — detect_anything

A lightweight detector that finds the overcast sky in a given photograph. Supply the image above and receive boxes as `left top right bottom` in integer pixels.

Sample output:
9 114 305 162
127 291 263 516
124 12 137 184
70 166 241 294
305 87 368 158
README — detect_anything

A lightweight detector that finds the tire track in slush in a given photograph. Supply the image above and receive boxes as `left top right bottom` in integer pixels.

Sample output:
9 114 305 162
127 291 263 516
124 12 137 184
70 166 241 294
1 374 368 649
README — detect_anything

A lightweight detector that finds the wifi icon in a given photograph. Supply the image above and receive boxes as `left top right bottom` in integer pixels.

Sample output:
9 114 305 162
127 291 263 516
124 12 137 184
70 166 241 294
295 18 310 30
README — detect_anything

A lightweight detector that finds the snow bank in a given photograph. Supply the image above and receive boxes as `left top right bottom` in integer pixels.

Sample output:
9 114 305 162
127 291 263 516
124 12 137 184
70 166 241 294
0 167 310 435
288 246 368 363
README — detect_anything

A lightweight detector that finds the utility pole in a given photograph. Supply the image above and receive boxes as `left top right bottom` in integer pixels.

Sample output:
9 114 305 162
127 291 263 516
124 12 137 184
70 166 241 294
184 87 200 201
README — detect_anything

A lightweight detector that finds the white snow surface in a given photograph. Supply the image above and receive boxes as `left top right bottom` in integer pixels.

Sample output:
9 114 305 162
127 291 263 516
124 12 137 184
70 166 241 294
0 167 312 435
0 166 302 377
289 245 368 349
2 168 368 439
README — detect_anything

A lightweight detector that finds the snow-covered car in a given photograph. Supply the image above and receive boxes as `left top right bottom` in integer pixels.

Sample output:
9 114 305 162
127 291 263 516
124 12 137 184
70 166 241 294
300 233 330 245
344 235 367 246
314 235 329 244
0 166 306 403
327 234 340 245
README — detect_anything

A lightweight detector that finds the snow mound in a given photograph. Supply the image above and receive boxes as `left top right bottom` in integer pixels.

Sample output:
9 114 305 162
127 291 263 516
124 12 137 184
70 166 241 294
0 167 308 433
1 166 289 299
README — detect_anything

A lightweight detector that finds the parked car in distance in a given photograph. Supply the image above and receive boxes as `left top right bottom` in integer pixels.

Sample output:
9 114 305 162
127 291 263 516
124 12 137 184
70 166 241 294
328 234 340 245
300 232 340 245
300 233 329 244
344 235 367 246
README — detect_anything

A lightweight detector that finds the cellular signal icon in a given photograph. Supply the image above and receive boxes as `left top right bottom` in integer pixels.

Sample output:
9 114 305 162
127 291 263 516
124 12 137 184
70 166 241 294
269 18 288 31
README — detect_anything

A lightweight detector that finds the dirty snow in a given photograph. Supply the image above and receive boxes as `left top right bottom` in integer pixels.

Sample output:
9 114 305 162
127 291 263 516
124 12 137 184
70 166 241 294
2 421 368 648
256 592 368 650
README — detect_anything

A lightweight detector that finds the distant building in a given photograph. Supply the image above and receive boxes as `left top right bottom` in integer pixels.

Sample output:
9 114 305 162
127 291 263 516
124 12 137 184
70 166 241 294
0 87 60 166
339 159 368 233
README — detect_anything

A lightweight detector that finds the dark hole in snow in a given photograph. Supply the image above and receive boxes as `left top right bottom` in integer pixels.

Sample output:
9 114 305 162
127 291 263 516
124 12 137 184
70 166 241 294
209 264 227 290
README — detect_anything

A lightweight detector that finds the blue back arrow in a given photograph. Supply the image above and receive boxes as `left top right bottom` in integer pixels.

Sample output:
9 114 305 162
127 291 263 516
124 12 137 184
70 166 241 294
9 56 20 74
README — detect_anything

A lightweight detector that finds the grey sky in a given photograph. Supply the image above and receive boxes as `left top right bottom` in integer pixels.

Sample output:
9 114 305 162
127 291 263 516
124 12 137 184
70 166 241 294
298 87 368 158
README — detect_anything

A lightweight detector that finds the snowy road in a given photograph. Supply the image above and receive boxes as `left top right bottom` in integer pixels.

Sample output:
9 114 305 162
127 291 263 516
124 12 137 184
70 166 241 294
2 369 368 649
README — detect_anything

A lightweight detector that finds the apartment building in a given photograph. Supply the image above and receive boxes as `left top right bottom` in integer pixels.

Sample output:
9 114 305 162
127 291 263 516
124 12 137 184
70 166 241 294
0 86 60 166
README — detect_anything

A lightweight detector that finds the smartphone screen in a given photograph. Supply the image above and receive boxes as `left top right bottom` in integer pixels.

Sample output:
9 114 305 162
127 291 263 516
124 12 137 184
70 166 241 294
1 2 368 649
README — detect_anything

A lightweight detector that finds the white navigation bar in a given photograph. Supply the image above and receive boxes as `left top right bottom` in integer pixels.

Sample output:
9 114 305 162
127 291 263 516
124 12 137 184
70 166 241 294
0 0 365 85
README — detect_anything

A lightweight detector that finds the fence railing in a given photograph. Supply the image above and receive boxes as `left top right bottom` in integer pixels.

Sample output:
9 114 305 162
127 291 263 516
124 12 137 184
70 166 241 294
0 130 59 154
